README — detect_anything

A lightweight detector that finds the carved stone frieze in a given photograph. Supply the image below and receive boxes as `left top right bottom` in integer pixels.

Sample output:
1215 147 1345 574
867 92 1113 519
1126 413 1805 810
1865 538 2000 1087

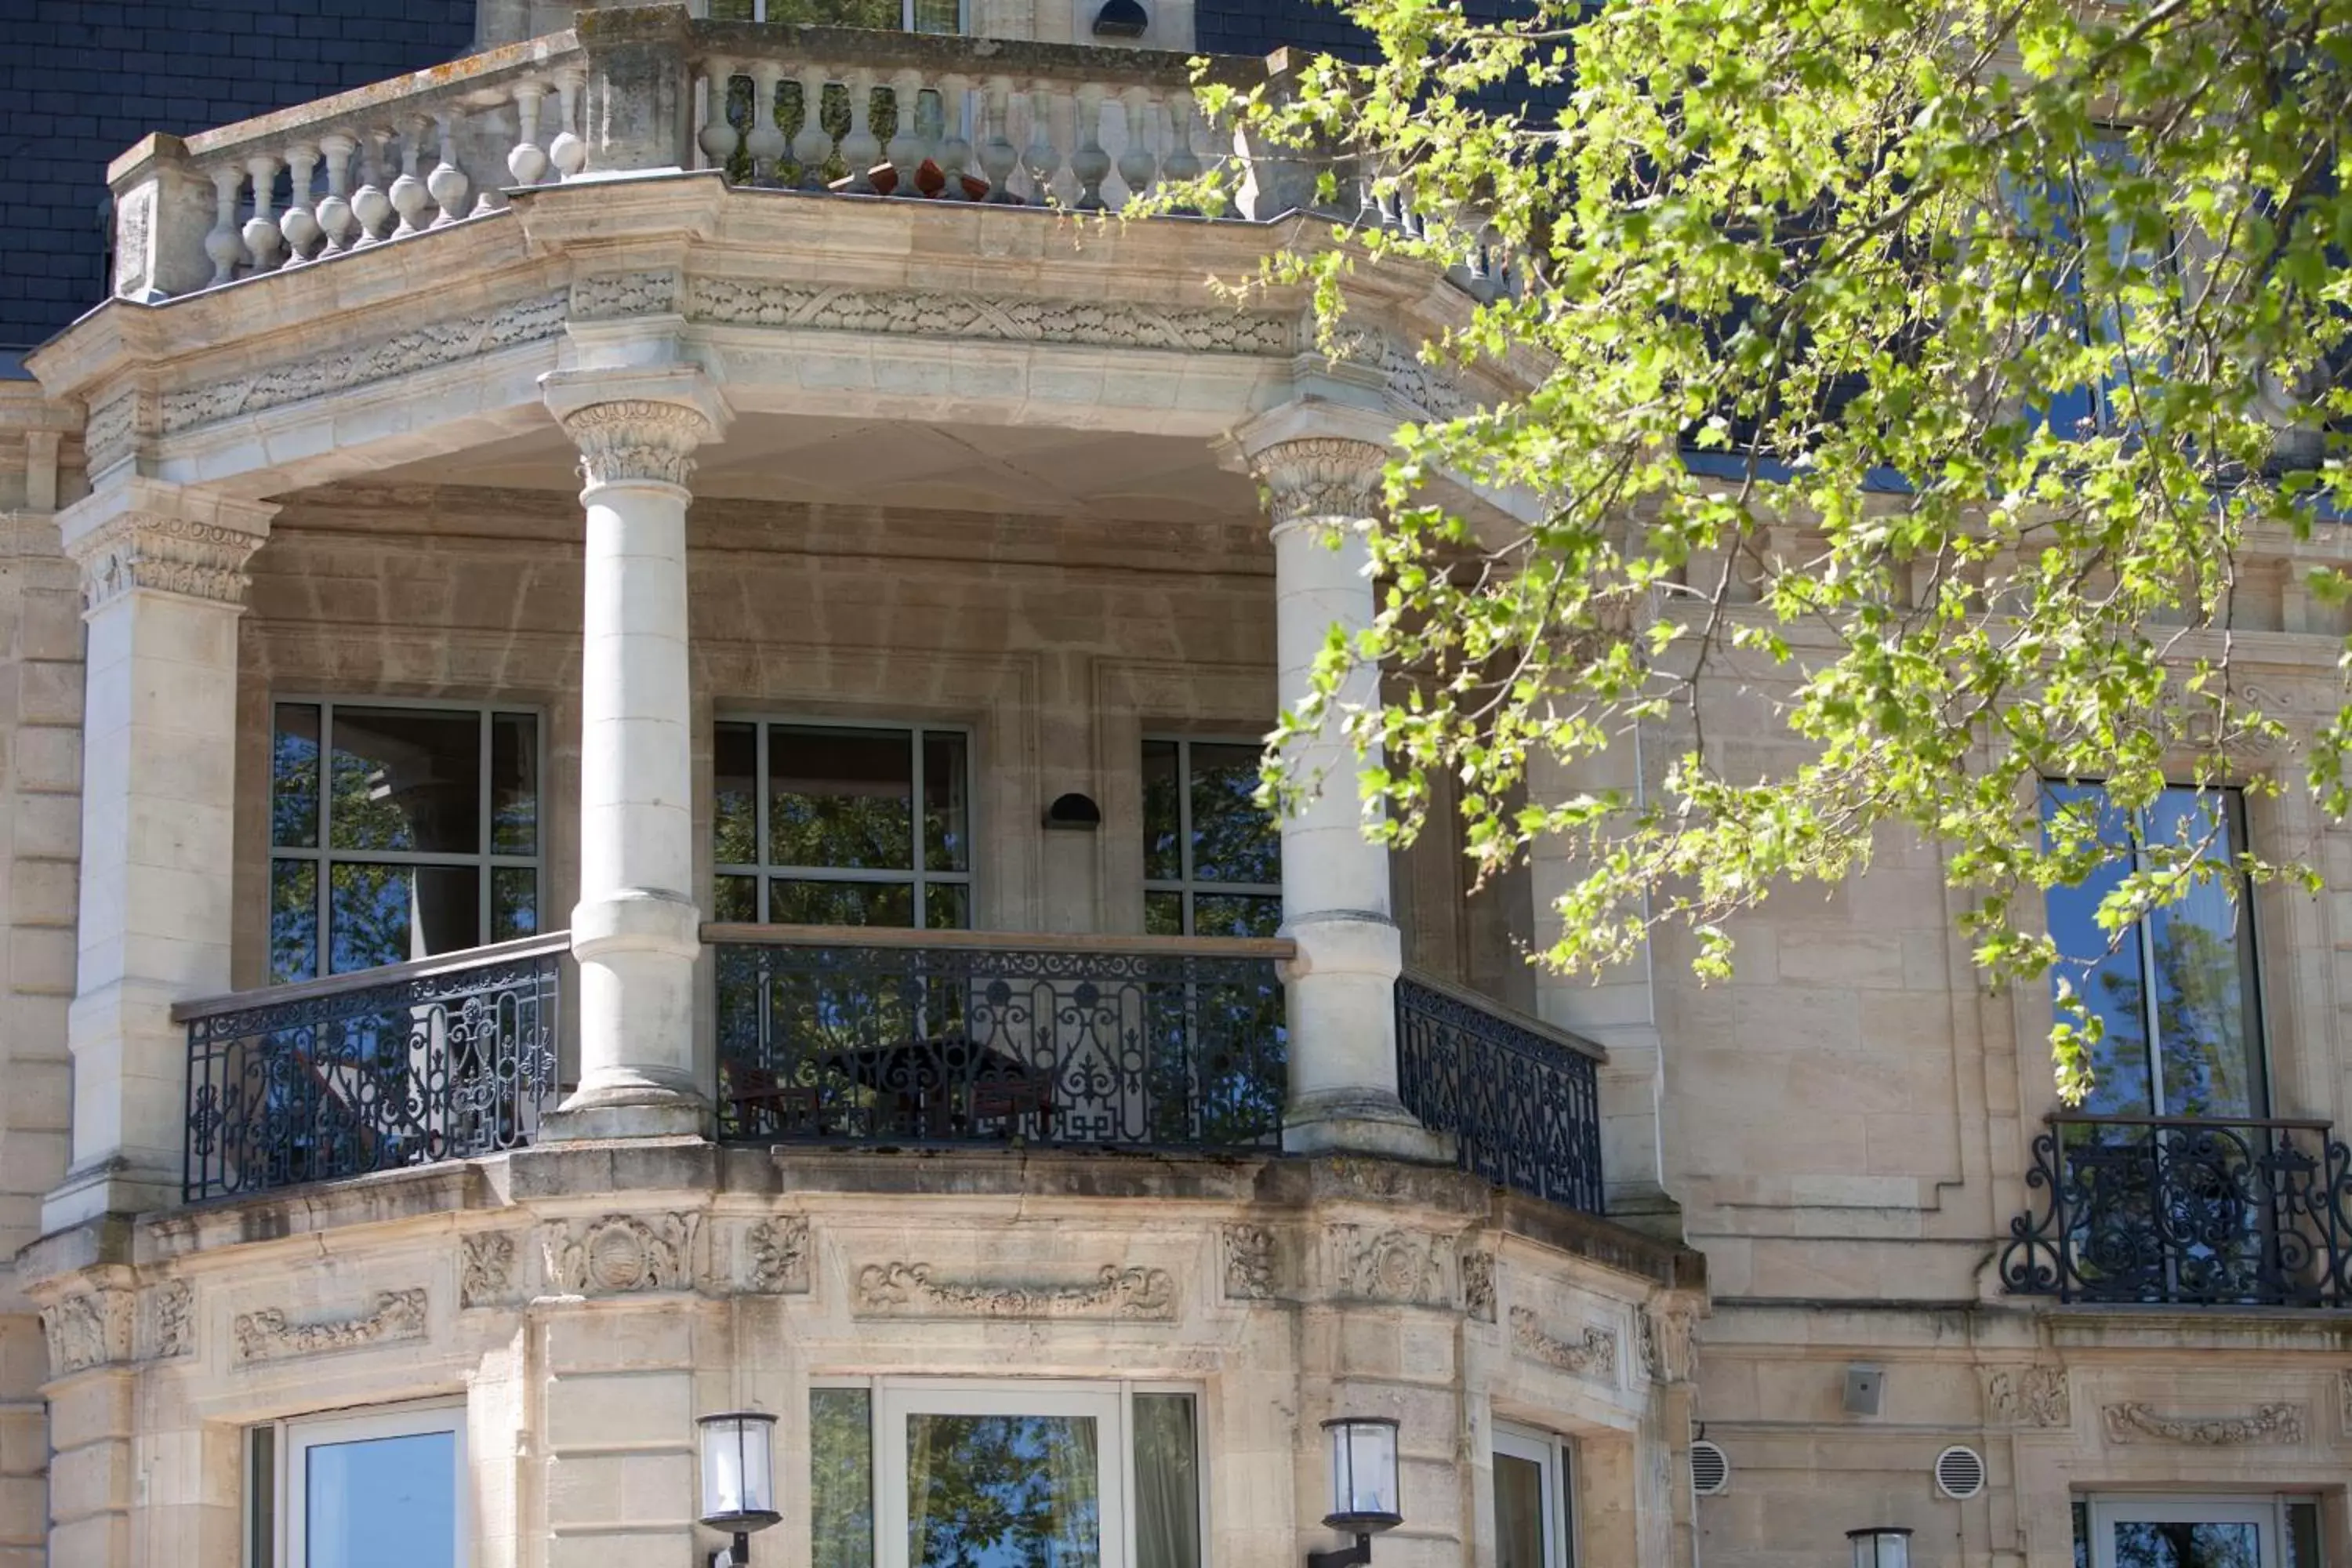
557 399 716 489
233 1289 427 1365
1223 1225 1275 1300
746 1217 811 1294
459 1233 515 1309
82 390 139 475
1985 1366 2070 1428
158 291 567 434
1460 1250 1496 1323
2100 1402 2304 1446
1327 1225 1449 1305
852 1261 1178 1321
148 1281 194 1359
1334 328 1477 422
572 269 678 321
40 1289 134 1375
1637 1305 1695 1384
67 509 264 612
1253 437 1388 531
2340 1369 2352 1436
541 1213 702 1296
685 278 1295 357
1508 1305 1617 1382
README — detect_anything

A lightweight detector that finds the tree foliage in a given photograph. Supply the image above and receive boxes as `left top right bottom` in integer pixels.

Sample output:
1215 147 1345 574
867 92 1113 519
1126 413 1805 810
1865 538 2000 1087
1162 0 2352 1097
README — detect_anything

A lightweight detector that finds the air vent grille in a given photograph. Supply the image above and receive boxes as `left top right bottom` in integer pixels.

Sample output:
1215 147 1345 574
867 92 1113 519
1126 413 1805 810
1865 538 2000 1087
1935 1445 1987 1501
1690 1439 1730 1497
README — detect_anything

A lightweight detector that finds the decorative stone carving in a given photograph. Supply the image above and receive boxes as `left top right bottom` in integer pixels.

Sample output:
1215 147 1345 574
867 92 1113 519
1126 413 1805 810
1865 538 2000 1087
1334 328 1477 422
1639 1305 1696 1384
232 1289 427 1365
459 1233 514 1309
113 185 154 297
685 278 1294 357
2340 1369 2352 1436
1223 1225 1275 1300
67 510 263 612
747 1217 811 1294
82 390 139 474
1253 438 1388 531
572 269 678 320
158 291 568 434
2100 1402 2304 1446
40 1290 134 1375
1986 1366 2071 1428
1328 1225 1449 1305
541 1214 702 1296
149 1281 194 1359
557 400 716 490
1508 1305 1617 1382
852 1261 1179 1321
1460 1250 1496 1323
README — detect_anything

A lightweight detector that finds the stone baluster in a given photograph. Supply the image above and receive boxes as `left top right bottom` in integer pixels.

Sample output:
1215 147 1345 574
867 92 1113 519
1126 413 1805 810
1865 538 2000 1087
746 64 787 187
280 143 322 263
1020 79 1061 205
1072 84 1111 210
240 153 285 272
840 69 881 192
550 69 587 180
885 69 928 195
389 117 430 238
317 133 358 254
1162 89 1203 209
935 73 975 198
698 58 739 175
510 79 550 187
427 110 470 224
792 66 833 190
978 75 1020 202
1116 86 1158 204
204 166 245 285
352 129 394 245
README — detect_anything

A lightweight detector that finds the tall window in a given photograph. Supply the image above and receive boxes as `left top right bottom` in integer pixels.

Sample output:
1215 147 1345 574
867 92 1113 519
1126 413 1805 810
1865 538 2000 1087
1493 1425 1573 1568
2042 782 2265 1118
270 702 541 983
706 0 962 29
248 1403 468 1568
2073 1495 2323 1568
2019 136 2169 441
812 1381 1202 1568
715 721 972 929
1142 739 1281 938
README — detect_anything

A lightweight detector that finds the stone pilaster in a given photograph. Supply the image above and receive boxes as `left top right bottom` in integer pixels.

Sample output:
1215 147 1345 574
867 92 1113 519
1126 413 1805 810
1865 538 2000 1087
43 477 271 1230
540 367 730 1140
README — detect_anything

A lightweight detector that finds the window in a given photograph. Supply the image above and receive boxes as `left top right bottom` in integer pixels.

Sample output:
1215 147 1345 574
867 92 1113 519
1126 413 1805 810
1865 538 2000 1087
2041 782 2266 1118
1142 739 1281 938
248 1403 468 1568
270 702 541 982
716 721 972 929
706 0 963 30
1493 1425 1573 1568
812 1380 1202 1568
2074 1495 2323 1568
2016 135 2172 441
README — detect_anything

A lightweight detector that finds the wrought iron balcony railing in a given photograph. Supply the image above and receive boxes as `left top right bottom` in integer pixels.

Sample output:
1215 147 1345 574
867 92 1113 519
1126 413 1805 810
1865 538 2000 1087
1395 972 1606 1215
2000 1113 2352 1308
179 932 564 1203
710 924 1290 1149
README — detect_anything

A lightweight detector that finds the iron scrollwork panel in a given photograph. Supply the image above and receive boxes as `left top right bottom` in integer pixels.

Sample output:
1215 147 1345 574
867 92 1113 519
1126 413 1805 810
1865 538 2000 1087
1395 975 1605 1215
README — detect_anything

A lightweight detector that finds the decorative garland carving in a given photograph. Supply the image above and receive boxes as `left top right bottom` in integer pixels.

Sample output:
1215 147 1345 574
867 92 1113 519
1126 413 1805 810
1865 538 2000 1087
40 1290 134 1375
1334 328 1477 422
459 1233 514 1309
852 1261 1178 1321
747 1217 811 1294
233 1289 426 1365
686 278 1294 357
149 1281 194 1359
1985 1366 2070 1428
541 1213 702 1296
1508 1305 1617 1381
1223 1225 1275 1300
67 510 264 612
1460 1250 1496 1323
557 399 715 489
1328 1225 1448 1305
572 270 678 321
2100 1402 2304 1446
1254 437 1387 531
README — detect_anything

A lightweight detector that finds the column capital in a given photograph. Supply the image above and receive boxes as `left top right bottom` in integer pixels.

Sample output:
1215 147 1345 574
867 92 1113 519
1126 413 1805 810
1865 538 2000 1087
56 475 276 615
541 365 731 491
1219 401 1397 533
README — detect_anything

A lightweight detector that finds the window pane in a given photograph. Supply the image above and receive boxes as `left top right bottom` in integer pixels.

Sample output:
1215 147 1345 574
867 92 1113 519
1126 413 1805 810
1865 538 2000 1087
715 874 758 924
1494 1454 1547 1568
328 708 483 855
906 1414 1099 1568
1134 1396 1200 1568
771 726 914 871
2073 1502 2090 1568
2110 1522 2262 1568
273 704 321 848
717 722 759 866
303 1430 456 1568
491 713 538 856
768 0 899 23
707 0 753 16
492 867 538 943
910 0 960 32
2142 789 2263 1118
1189 743 1279 884
2042 783 2154 1116
1142 741 1182 882
812 1389 875 1568
328 863 481 973
1145 891 1185 938
2287 1502 2322 1568
271 859 319 985
924 732 970 873
771 879 914 928
249 1425 277 1568
924 883 970 931
1192 895 1282 939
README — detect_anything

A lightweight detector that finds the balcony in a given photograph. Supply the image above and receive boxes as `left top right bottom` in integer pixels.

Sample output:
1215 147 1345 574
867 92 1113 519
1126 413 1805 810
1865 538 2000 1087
176 931 1608 1211
2000 1113 2352 1308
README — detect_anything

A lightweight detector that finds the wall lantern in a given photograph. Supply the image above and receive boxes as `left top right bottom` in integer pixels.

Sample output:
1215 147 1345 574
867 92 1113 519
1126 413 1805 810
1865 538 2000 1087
1848 1527 1913 1568
699 1411 781 1568
1308 1417 1403 1568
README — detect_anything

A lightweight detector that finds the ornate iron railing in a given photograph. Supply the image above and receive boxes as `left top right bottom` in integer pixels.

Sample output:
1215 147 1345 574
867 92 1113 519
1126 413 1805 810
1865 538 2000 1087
1395 972 1606 1214
709 924 1290 1149
2000 1114 2352 1307
180 933 564 1203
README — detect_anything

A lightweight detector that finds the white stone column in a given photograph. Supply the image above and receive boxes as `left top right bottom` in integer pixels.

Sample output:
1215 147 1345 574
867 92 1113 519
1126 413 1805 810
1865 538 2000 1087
43 478 272 1229
541 368 729 1140
1236 416 1437 1160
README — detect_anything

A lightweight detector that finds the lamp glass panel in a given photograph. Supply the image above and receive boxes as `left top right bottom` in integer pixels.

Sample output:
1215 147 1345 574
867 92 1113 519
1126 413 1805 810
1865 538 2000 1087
1330 1422 1398 1519
701 1416 775 1521
1853 1533 1911 1568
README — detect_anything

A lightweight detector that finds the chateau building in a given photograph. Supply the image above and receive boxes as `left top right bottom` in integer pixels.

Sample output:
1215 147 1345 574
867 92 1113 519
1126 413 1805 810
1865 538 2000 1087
0 5 2345 1568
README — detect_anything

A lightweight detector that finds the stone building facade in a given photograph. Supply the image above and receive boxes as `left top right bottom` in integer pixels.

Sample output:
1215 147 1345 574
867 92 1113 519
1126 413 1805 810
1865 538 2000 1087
0 4 2346 1568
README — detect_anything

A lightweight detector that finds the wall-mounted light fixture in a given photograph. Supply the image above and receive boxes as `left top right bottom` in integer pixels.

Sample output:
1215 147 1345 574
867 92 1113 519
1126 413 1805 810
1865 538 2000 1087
1847 1527 1913 1568
1307 1417 1403 1568
1044 791 1103 829
699 1411 780 1568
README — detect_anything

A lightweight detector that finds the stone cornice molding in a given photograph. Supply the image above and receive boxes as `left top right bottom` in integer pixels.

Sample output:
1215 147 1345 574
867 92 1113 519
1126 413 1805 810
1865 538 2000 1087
542 365 731 494
57 477 274 614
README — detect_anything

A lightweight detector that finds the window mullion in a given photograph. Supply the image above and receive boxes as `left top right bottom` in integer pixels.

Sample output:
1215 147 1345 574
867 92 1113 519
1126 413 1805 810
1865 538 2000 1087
477 709 493 948
317 703 336 978
2134 807 2168 1117
755 721 771 925
1176 740 1195 937
911 727 926 928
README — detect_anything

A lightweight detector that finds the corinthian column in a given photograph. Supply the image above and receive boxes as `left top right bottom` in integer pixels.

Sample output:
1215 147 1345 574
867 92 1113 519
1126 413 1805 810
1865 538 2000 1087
1231 408 1439 1160
541 368 730 1140
45 477 273 1229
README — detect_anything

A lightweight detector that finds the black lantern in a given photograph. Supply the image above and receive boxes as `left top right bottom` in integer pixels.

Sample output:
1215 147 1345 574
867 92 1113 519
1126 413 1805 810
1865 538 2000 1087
699 1411 780 1568
1308 1417 1403 1568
